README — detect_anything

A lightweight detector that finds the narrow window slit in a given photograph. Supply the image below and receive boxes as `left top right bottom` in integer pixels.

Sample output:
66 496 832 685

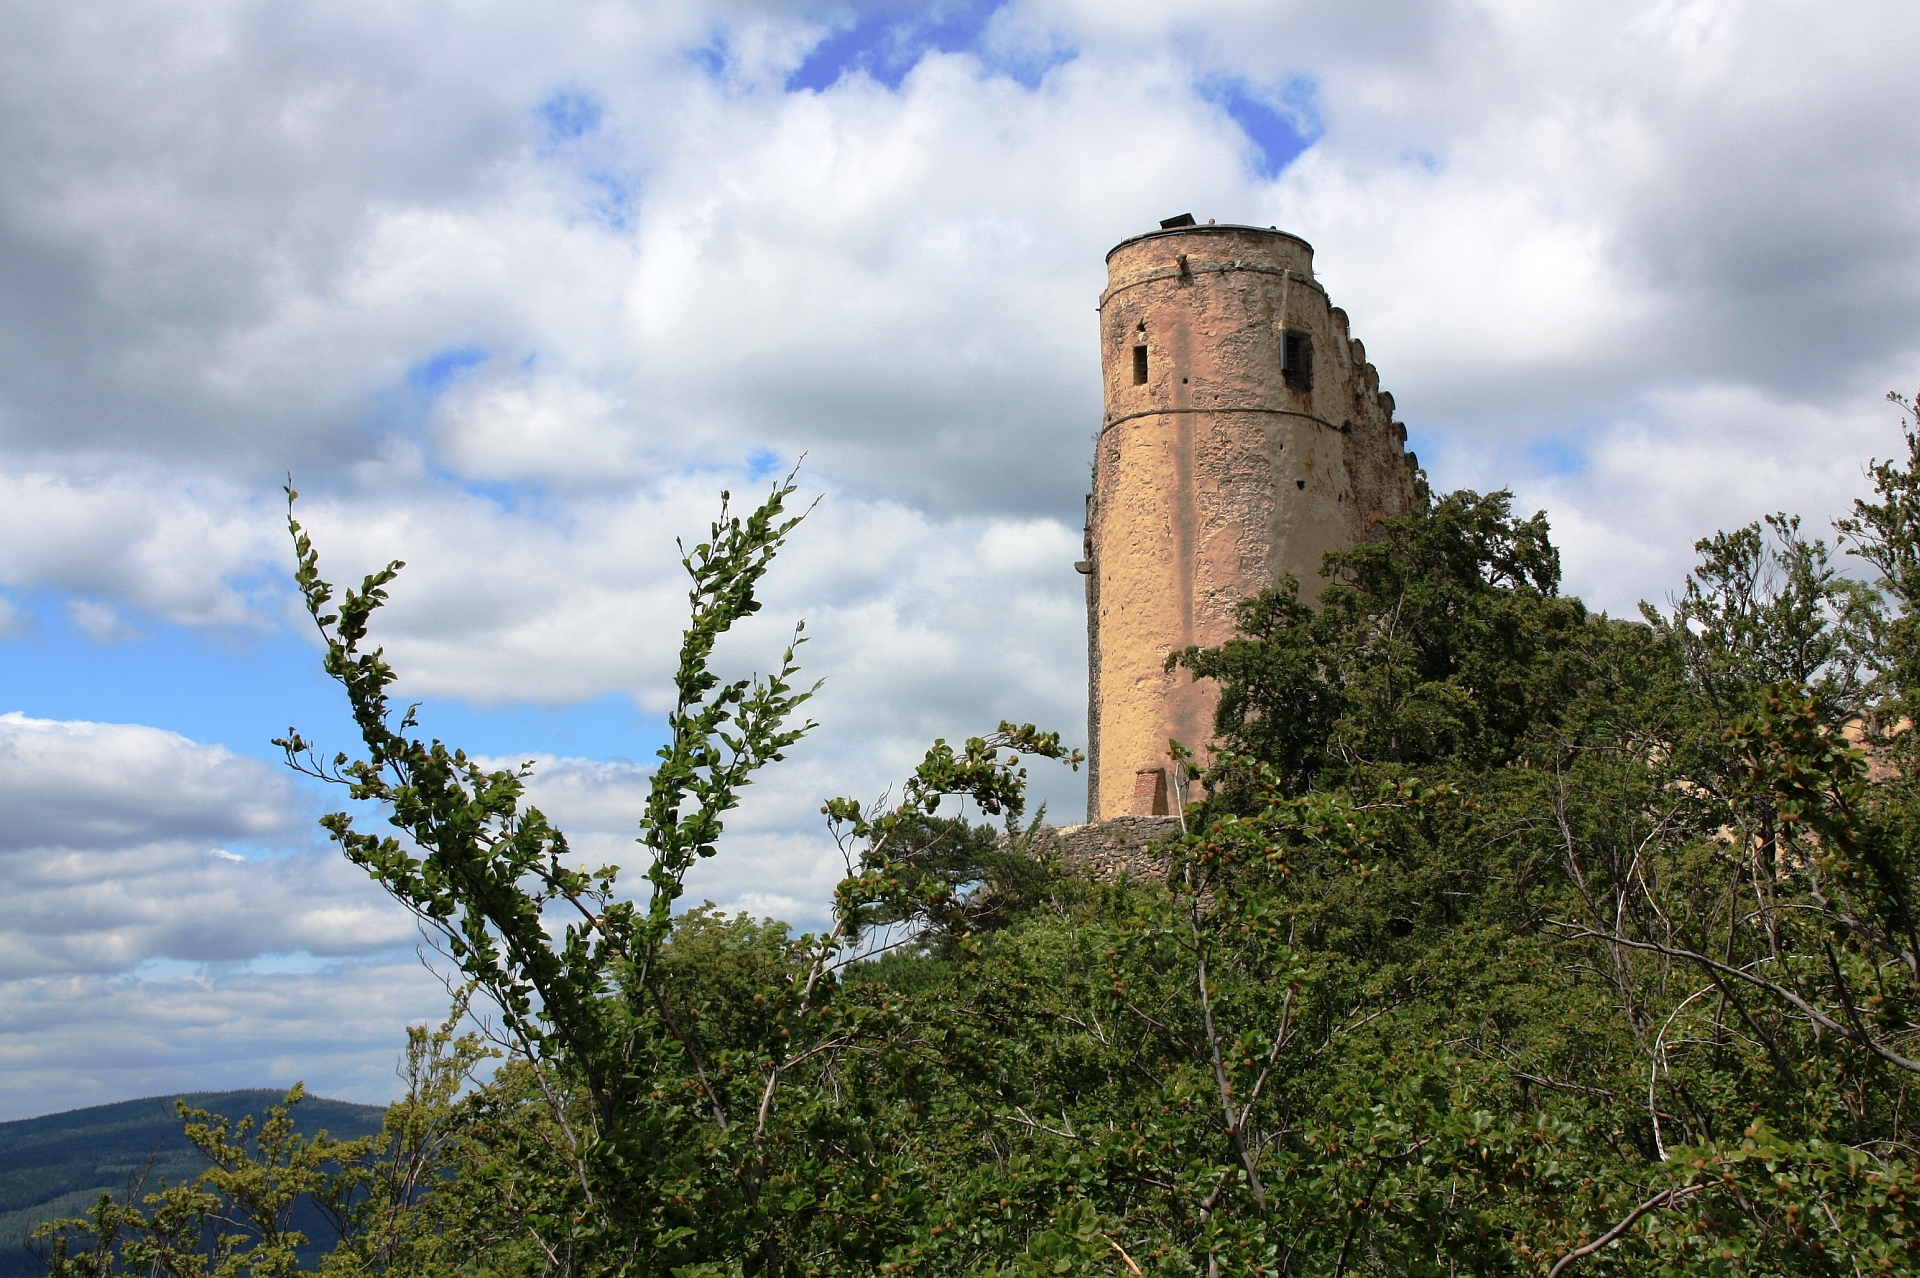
1280 329 1313 392
1132 345 1148 385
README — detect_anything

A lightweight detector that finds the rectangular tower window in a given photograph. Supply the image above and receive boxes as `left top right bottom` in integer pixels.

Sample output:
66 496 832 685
1132 345 1149 385
1281 329 1313 392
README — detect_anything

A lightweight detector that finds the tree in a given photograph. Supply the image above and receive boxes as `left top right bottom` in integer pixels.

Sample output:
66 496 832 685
1151 456 1920 1272
48 407 1920 1276
272 473 1080 1274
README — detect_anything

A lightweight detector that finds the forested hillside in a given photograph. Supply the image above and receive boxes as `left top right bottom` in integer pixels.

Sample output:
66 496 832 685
1 1091 382 1277
36 396 1920 1275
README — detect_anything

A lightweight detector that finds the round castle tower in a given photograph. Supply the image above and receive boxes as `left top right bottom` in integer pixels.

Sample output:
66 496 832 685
1082 218 1418 821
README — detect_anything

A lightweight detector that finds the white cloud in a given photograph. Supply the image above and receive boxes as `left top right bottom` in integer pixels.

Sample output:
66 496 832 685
63 599 137 643
0 841 418 979
0 713 441 1116
0 466 278 629
0 594 30 638
1513 384 1906 615
0 0 1910 575
0 960 448 1121
0 713 301 852
4 0 1920 1115
0 714 418 981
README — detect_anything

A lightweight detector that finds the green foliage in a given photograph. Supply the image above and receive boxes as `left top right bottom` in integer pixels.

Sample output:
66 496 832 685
1647 514 1871 727
65 399 1920 1275
30 1017 529 1278
268 472 1081 1274
1131 428 1920 1272
836 812 1058 959
1838 391 1920 713
0 1090 384 1278
34 1086 366 1278
1172 488 1598 800
318 1019 532 1277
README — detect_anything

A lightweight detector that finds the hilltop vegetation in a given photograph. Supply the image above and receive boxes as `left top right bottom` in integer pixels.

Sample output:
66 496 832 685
0 1091 382 1278
35 395 1920 1275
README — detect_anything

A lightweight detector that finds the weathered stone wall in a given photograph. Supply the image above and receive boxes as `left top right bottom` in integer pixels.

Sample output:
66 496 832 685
1083 223 1416 821
1032 816 1183 884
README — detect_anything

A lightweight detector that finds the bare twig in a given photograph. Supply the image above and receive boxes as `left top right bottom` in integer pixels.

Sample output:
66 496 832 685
1001 1110 1088 1143
1545 1184 1703 1278
1564 926 1920 1073
1508 1072 1616 1101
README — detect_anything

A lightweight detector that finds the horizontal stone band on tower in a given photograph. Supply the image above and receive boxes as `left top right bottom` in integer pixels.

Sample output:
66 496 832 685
1100 406 1343 435
1098 263 1327 308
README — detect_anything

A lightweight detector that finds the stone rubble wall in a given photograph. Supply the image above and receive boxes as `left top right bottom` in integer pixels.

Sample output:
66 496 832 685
1031 816 1184 884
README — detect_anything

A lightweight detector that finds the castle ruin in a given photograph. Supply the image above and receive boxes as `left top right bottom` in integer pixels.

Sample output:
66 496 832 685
1081 217 1419 821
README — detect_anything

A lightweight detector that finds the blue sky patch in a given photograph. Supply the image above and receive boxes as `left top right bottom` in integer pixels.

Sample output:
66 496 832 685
979 37 1074 90
132 952 393 979
530 90 638 231
538 90 603 143
367 346 486 444
583 168 636 231
406 345 487 393
1201 75 1323 180
787 0 1007 92
0 595 363 774
1530 436 1590 477
440 472 545 516
0 594 670 773
748 449 784 481
688 35 730 81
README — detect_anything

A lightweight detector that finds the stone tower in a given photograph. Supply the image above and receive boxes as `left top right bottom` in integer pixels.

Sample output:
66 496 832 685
1081 217 1418 821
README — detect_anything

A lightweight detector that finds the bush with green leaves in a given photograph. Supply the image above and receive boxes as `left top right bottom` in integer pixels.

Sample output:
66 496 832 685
39 395 1920 1276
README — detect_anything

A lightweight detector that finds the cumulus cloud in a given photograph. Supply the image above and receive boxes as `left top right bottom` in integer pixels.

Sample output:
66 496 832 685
0 0 1911 582
0 960 447 1121
0 465 279 629
0 714 440 1117
0 594 32 639
1512 385 1907 615
3 1 1914 583
372 482 1089 928
0 840 419 979
0 713 301 853
4 0 1920 1114
0 714 417 977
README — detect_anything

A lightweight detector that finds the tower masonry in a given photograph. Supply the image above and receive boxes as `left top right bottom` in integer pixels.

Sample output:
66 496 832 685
1082 218 1418 821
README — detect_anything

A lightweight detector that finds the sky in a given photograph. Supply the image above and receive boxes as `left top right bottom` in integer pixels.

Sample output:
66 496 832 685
2 0 1919 1120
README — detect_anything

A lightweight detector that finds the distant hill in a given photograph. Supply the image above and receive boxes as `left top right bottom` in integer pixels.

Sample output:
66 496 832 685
0 1090 387 1277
